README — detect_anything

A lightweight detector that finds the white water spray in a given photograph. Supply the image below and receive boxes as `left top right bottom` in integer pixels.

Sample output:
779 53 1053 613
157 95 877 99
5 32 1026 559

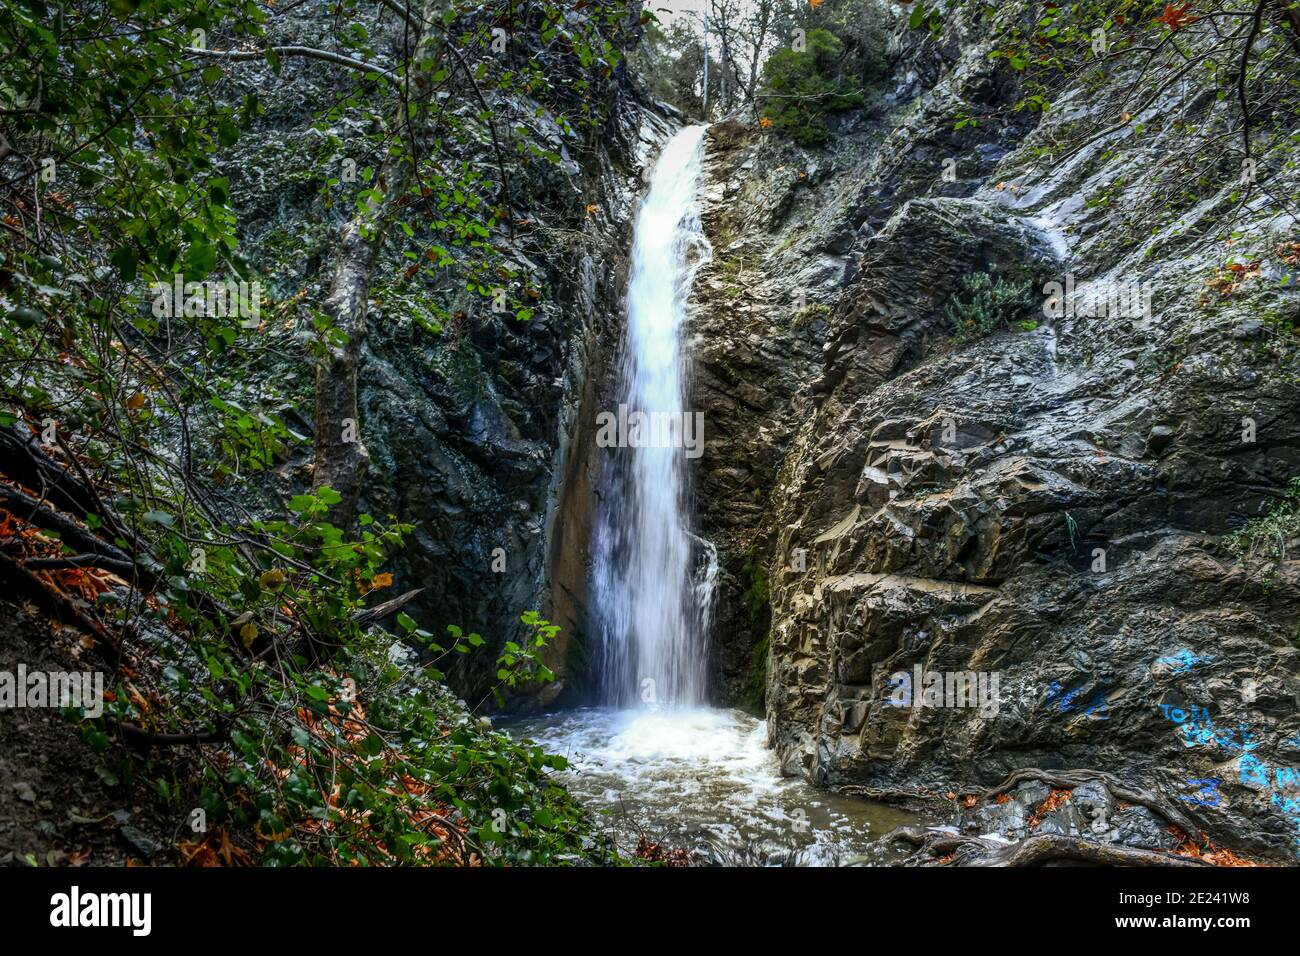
591 125 715 707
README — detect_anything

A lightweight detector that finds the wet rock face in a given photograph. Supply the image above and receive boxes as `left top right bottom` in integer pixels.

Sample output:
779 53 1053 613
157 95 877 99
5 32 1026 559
692 6 1300 858
688 120 836 707
222 0 672 708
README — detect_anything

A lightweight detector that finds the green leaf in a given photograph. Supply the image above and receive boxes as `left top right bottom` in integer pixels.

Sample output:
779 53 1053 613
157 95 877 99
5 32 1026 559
183 240 217 278
316 486 343 506
109 246 137 281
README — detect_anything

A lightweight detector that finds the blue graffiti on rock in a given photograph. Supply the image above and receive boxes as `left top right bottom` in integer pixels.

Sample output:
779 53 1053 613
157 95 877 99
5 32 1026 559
1045 681 1109 719
1155 649 1215 675
1160 701 1300 852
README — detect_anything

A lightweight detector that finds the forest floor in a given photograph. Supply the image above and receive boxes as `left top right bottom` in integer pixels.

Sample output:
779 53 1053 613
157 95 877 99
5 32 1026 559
0 596 175 866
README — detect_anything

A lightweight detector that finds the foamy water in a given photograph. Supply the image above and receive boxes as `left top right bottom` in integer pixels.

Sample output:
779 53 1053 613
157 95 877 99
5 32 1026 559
509 707 921 866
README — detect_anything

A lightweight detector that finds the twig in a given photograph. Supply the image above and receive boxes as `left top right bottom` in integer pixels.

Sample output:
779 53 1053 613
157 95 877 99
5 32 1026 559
188 45 400 86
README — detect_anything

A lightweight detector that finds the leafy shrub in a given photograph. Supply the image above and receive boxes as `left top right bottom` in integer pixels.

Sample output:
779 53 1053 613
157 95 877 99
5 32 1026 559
942 272 1038 342
759 29 867 146
73 484 609 866
1235 477 1300 562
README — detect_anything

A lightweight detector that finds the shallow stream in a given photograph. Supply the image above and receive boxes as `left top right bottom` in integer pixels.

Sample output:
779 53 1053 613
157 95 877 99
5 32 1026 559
509 706 925 866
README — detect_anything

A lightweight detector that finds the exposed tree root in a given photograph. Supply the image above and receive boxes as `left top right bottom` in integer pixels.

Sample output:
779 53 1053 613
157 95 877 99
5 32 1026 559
982 767 1204 845
884 826 1213 867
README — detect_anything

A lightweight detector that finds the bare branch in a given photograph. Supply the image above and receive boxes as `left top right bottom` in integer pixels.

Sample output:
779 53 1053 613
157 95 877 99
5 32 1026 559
189 45 399 85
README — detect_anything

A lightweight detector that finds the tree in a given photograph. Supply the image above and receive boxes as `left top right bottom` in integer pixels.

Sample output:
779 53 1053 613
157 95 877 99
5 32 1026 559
630 17 709 116
759 27 865 145
0 0 637 865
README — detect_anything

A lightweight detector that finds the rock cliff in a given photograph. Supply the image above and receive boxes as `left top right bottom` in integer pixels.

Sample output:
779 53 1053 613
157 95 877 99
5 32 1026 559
687 2 1300 860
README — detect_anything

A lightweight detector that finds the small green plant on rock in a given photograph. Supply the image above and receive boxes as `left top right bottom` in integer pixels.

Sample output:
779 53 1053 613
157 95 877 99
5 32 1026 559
942 271 1038 342
1235 477 1300 563
792 302 832 328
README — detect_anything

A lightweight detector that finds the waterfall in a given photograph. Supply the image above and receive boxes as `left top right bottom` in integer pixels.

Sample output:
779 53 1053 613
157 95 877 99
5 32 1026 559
591 125 714 708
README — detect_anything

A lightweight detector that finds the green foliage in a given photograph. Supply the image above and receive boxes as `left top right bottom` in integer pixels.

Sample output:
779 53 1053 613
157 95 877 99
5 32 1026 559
906 3 946 40
740 634 770 717
759 29 867 146
208 396 300 475
942 271 1038 342
1235 477 1300 563
741 550 769 621
91 484 605 864
0 0 636 867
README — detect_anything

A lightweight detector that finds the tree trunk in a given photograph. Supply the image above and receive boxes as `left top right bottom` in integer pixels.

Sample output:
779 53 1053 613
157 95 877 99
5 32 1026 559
312 0 447 526
312 215 381 524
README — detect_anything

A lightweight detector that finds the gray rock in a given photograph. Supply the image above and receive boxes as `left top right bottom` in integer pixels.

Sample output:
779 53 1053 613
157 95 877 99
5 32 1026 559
118 826 163 858
1147 425 1176 452
681 0 1300 863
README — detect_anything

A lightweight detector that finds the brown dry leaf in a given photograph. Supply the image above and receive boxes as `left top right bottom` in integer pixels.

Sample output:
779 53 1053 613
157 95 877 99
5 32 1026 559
1156 3 1198 32
1275 241 1300 265
178 841 221 867
1030 788 1072 827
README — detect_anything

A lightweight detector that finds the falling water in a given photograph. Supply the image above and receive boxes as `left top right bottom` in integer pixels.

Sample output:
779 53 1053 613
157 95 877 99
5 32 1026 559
591 125 715 708
510 127 927 864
